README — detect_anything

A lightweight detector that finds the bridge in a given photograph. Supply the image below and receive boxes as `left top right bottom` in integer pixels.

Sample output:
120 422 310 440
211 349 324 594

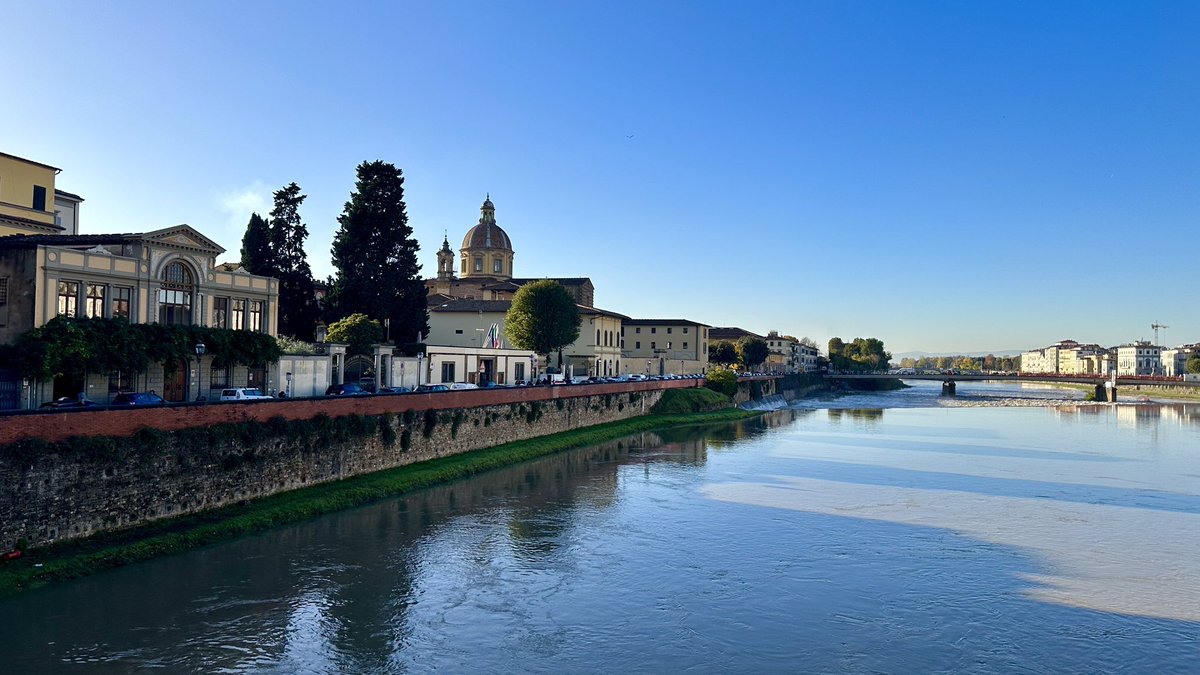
827 371 1200 400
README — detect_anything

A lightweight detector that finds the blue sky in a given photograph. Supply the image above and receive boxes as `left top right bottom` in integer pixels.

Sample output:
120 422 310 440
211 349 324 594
5 1 1197 354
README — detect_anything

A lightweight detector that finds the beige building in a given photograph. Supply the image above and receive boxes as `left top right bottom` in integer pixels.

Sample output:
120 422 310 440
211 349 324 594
621 319 710 376
1115 341 1162 376
1161 345 1199 377
428 298 628 381
764 331 797 373
0 226 280 404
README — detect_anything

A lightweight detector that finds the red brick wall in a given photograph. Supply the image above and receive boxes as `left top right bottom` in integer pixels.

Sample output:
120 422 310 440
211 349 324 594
0 380 701 445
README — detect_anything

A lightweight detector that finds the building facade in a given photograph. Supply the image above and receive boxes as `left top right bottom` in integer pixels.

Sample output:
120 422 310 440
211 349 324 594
0 226 280 405
1115 342 1162 376
620 319 710 376
1162 345 1200 377
0 152 84 237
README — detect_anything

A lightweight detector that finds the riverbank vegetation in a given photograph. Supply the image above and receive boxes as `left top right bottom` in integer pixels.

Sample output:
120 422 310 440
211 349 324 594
651 388 732 413
827 337 891 371
0 405 760 598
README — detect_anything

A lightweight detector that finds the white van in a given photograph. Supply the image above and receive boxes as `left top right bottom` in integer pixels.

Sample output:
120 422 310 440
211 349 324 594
220 388 273 401
447 382 478 390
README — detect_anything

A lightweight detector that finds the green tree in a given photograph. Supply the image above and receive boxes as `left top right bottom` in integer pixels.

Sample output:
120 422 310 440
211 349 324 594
239 212 273 274
708 340 737 367
737 336 770 370
505 280 581 370
1187 355 1200 375
267 184 321 341
326 313 384 357
327 160 428 343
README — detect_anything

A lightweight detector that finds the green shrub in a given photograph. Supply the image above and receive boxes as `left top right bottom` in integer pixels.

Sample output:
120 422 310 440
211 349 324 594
652 388 732 414
704 369 738 397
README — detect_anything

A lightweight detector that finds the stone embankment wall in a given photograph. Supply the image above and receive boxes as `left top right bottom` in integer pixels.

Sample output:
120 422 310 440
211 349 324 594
0 382 688 550
733 377 778 405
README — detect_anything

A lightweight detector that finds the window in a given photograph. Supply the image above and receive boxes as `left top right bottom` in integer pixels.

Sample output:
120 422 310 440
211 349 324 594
455 329 464 334
514 362 525 382
667 327 672 334
33 185 47 211
212 297 228 329
108 370 132 393
684 327 689 334
667 342 672 350
158 261 194 325
494 259 502 273
210 363 231 388
231 299 245 330
596 329 601 344
651 341 656 350
113 286 131 320
636 341 641 349
461 260 467 273
57 280 79 317
441 362 456 382
651 327 657 334
249 300 263 332
86 284 106 318
683 342 688 349
474 258 483 272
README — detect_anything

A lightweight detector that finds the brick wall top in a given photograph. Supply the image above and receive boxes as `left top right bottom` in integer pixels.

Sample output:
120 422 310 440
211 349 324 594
0 380 701 445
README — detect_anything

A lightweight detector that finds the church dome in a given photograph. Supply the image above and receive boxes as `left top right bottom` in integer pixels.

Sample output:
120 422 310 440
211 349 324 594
461 196 512 251
461 221 512 251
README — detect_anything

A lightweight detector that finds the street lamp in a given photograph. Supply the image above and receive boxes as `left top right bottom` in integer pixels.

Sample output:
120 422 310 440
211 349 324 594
194 341 206 401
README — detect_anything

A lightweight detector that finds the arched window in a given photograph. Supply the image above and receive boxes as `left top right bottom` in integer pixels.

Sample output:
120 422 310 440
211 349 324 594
158 260 194 325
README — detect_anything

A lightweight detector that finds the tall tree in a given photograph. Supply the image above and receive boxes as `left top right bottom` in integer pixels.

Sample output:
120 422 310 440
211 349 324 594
267 183 320 341
240 212 273 274
505 280 581 371
708 340 738 367
327 161 428 343
736 336 770 370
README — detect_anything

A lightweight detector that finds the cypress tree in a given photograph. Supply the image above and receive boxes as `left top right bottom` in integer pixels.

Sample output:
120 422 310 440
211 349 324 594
327 160 428 343
267 183 320 341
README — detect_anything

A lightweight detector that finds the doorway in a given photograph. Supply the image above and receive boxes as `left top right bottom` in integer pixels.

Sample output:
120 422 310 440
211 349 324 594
163 361 188 402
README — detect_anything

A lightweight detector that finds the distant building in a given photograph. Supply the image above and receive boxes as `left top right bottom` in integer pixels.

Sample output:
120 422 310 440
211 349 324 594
621 319 710 376
764 331 797 373
1020 339 1080 374
1115 341 1162 376
1162 345 1200 377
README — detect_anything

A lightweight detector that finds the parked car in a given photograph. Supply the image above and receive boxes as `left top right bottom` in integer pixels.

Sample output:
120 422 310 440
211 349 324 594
448 382 478 390
111 392 166 406
220 388 273 401
325 383 368 396
39 397 99 409
416 384 449 392
379 386 412 394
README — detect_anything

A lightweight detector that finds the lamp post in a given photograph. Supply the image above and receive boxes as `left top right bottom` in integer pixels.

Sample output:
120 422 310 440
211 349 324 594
194 341 206 401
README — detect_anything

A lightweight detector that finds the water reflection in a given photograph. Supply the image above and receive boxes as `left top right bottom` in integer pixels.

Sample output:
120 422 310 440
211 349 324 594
5 403 1200 673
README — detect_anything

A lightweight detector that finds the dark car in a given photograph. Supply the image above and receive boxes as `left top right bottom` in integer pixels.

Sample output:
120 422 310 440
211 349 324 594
325 383 368 396
379 386 412 394
111 392 166 406
39 397 99 409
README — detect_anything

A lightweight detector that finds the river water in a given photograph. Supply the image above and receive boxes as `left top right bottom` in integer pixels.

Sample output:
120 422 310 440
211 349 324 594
4 381 1200 673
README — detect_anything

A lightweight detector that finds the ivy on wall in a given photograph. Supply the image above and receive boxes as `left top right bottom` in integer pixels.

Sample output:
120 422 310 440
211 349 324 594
0 317 283 381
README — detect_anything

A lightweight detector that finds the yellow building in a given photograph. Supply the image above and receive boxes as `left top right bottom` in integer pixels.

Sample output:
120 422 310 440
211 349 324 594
0 151 83 236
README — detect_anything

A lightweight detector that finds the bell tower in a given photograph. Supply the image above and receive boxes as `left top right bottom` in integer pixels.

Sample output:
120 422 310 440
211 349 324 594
436 234 455 281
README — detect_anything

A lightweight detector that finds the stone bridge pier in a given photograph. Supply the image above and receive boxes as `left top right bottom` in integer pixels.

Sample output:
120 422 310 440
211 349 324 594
941 379 956 396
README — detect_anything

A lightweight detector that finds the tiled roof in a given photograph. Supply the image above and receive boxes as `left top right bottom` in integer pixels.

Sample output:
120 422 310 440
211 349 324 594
623 318 711 327
709 327 764 341
430 299 513 313
0 232 131 249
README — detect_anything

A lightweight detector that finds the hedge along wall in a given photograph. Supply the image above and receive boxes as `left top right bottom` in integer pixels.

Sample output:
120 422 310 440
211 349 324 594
0 386 670 550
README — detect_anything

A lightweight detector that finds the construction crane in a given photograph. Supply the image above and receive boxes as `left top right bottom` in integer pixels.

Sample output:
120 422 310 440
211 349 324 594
1151 322 1169 346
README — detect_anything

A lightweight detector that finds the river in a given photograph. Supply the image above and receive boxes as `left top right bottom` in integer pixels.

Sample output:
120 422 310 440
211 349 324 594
4 381 1200 673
